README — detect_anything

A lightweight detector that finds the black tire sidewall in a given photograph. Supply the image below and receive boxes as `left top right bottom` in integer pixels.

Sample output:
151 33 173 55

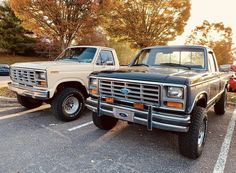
92 112 118 130
214 89 226 115
52 88 85 121
179 106 208 159
17 94 42 109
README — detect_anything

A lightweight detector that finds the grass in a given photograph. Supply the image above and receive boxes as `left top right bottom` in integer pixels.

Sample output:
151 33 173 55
0 54 48 65
0 87 16 98
227 92 236 103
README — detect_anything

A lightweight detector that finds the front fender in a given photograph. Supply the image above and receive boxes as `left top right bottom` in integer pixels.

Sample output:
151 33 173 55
49 78 87 98
187 91 208 114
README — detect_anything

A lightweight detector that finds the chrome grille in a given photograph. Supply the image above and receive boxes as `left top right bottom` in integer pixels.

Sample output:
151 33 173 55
11 67 37 86
99 79 160 106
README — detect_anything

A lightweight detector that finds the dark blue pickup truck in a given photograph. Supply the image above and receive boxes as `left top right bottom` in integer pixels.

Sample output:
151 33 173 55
86 45 230 159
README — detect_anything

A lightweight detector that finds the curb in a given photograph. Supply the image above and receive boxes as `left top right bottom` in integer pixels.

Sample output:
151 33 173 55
0 96 17 103
227 102 236 106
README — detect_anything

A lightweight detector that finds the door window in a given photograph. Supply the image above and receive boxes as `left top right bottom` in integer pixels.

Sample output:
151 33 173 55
97 50 115 66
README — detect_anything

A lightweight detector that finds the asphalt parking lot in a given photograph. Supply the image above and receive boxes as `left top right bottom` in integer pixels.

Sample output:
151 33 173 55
0 101 235 173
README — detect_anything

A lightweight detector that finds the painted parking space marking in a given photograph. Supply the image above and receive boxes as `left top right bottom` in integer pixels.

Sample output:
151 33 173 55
0 106 22 113
213 109 236 173
68 121 93 131
40 124 71 140
0 104 50 121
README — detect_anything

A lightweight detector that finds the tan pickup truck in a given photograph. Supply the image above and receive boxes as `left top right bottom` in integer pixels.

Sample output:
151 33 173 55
8 46 119 121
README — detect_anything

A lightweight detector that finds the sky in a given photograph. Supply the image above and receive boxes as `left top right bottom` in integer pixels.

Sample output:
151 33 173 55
171 0 236 47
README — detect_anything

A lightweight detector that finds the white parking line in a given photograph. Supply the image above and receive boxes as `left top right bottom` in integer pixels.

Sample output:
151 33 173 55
40 124 71 140
0 106 22 113
0 105 50 121
68 121 93 131
213 109 236 173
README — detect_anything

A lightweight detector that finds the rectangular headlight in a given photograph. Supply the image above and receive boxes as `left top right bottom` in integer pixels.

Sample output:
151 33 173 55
167 86 183 99
89 77 98 95
90 78 98 87
36 71 46 80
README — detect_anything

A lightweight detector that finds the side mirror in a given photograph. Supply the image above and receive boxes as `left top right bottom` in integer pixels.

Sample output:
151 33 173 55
219 64 232 72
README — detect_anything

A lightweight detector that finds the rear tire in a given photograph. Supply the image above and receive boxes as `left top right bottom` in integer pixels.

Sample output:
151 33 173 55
214 89 227 115
52 88 85 122
17 94 42 109
178 106 207 159
92 112 118 130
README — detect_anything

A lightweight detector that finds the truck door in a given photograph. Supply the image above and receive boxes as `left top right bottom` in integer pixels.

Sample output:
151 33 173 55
94 50 116 71
208 51 221 100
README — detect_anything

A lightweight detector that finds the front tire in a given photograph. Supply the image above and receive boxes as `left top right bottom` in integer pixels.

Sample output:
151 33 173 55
178 106 208 159
92 112 118 130
214 89 227 115
17 94 42 109
52 88 85 122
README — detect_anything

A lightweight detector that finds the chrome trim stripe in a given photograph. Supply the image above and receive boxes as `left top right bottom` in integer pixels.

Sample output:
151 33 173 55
207 89 224 105
190 76 221 87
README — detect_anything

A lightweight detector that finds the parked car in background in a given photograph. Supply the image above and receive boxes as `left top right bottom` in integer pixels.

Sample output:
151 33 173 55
228 65 236 92
0 64 10 76
8 46 120 121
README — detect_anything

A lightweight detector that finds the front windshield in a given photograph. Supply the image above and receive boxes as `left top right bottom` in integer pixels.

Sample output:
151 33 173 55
56 47 97 63
133 48 205 69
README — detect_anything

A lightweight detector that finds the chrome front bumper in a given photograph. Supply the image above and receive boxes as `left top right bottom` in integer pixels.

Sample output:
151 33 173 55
86 97 190 132
8 82 49 100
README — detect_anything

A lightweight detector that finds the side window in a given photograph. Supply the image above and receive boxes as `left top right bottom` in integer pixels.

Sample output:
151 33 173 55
208 52 217 72
97 50 115 66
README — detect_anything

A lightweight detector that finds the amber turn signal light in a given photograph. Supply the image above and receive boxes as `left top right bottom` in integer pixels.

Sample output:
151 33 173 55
38 81 46 86
105 97 114 103
90 89 97 95
166 101 183 109
134 103 144 109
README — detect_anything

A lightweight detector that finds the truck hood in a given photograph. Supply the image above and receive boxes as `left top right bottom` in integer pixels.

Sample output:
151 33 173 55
11 61 93 71
93 67 208 85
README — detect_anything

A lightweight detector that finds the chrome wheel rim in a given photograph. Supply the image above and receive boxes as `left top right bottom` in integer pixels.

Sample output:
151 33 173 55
62 96 80 115
198 120 206 147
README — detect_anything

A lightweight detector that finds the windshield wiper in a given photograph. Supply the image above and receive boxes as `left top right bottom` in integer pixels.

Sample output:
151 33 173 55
132 63 149 67
160 63 191 69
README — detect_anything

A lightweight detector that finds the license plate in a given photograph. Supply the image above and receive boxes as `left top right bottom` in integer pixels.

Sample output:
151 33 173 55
113 108 134 122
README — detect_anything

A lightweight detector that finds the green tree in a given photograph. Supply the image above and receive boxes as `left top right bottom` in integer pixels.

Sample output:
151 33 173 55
0 2 35 55
186 20 234 65
100 0 191 48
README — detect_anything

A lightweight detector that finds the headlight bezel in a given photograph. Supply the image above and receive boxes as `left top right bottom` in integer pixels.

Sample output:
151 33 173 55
89 77 99 95
36 71 46 80
167 86 184 99
161 85 186 111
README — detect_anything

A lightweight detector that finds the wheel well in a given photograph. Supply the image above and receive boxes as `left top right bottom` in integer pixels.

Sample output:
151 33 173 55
55 81 88 98
196 94 207 108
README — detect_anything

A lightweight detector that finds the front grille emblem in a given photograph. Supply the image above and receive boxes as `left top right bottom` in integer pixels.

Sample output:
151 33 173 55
120 87 130 95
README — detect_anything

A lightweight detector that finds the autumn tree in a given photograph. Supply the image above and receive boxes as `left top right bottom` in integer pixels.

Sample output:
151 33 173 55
10 0 99 51
100 0 191 48
0 2 35 55
186 20 234 65
76 28 109 47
